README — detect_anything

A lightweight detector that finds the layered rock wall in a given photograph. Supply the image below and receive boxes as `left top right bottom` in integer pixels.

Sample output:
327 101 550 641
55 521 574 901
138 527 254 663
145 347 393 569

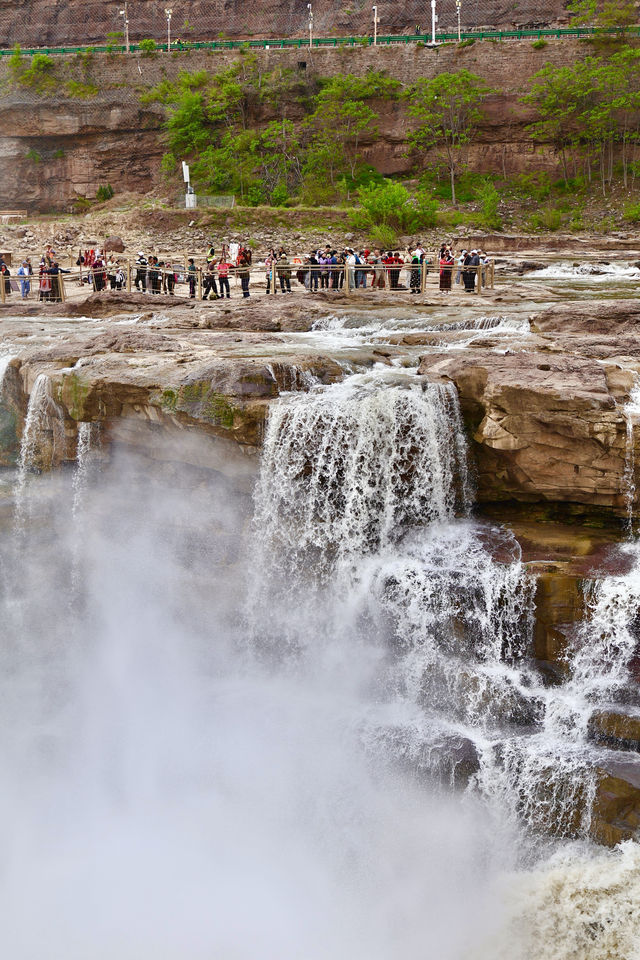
0 39 590 210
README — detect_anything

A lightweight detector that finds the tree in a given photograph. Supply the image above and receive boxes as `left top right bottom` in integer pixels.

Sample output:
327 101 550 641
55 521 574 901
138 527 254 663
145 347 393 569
405 70 492 204
304 97 378 187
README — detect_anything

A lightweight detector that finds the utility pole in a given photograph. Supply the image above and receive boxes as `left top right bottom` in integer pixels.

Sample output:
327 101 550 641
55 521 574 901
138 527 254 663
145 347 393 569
308 2 313 49
430 0 437 45
119 2 130 53
165 7 172 51
373 5 379 44
456 0 461 41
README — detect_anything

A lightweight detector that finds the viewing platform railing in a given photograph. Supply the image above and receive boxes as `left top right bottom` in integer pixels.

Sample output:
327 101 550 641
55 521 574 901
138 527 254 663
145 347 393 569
1 26 638 57
0 256 495 304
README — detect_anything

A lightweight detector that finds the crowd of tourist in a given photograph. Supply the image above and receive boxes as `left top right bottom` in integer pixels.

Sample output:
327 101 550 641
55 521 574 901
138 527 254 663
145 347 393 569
0 246 71 302
0 240 491 302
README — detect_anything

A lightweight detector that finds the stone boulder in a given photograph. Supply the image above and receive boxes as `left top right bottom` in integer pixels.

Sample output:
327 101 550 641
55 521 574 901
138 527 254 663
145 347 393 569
418 348 634 516
104 236 125 254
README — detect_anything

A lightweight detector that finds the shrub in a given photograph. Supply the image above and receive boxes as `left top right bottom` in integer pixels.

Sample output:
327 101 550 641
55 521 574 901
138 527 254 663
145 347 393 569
96 183 115 202
370 224 398 249
26 148 41 164
413 188 439 229
139 38 157 56
270 183 289 207
357 179 437 233
14 53 57 92
623 202 640 223
65 79 99 98
246 184 266 206
512 172 552 202
532 38 548 49
474 179 502 230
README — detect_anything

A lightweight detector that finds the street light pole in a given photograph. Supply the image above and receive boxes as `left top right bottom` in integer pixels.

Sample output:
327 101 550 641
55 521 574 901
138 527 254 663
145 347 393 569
456 0 461 41
308 2 313 49
430 0 437 45
119 2 130 53
373 5 379 45
165 7 172 51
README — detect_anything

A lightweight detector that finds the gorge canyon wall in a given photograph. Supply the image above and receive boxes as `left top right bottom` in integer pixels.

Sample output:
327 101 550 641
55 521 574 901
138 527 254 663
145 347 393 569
0 39 591 211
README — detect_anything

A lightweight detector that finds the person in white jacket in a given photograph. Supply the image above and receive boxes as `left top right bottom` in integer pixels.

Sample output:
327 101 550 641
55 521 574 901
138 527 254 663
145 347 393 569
17 261 31 298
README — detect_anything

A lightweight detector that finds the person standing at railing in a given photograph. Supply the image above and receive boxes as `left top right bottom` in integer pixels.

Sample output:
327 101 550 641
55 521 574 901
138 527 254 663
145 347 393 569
17 260 31 298
237 250 251 298
106 255 118 290
203 259 219 300
217 256 232 298
277 253 292 293
135 251 148 292
462 249 479 292
92 254 106 292
439 247 454 292
265 250 278 294
187 258 197 298
409 249 422 293
456 249 467 286
48 261 69 302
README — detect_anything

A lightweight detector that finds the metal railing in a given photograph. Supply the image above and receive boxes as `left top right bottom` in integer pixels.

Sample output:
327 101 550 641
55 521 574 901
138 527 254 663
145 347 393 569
1 26 638 57
0 256 495 304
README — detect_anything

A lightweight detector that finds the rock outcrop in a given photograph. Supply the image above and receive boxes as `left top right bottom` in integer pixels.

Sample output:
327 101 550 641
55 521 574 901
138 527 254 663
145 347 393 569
0 40 587 210
418 332 639 516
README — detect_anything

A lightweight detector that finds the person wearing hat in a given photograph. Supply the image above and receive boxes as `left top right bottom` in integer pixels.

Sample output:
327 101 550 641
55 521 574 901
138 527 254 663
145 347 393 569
277 252 292 293
456 249 467 286
463 250 480 292
135 251 148 292
17 260 31 299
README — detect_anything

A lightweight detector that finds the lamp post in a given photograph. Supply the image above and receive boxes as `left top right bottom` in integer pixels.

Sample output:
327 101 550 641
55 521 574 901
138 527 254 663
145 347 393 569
456 0 461 41
165 7 172 51
372 5 379 45
307 2 313 48
430 0 437 45
119 2 130 53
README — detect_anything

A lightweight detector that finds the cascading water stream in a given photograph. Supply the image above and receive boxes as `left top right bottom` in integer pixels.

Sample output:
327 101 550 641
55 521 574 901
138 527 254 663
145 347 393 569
14 374 66 530
251 368 640 846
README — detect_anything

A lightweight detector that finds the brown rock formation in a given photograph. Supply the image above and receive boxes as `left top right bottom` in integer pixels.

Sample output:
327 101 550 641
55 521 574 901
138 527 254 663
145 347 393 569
418 344 637 515
0 40 588 211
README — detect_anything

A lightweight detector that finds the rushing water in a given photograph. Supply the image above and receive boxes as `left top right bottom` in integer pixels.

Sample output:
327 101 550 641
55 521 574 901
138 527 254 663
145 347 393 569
2 358 640 956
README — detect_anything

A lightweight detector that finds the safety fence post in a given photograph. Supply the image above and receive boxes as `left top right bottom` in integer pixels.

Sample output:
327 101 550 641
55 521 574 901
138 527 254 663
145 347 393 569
420 259 427 294
197 266 203 300
127 260 132 293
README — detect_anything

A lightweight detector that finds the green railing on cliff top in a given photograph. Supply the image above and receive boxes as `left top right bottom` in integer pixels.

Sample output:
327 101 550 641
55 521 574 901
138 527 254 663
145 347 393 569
1 25 640 56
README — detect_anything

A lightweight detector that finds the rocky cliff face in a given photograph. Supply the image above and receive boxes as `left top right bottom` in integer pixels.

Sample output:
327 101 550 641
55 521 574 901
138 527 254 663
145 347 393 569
0 40 585 211
1 0 569 48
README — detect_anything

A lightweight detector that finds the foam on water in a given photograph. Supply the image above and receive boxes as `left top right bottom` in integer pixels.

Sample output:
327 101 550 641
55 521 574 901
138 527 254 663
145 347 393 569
533 261 640 281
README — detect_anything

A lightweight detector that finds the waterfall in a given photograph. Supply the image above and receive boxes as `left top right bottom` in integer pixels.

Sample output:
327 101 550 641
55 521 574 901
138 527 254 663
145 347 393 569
253 375 472 583
0 350 14 401
14 374 66 527
251 374 581 840
72 422 99 519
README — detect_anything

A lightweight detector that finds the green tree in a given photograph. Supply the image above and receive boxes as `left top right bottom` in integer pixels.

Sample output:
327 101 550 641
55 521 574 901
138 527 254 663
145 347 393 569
405 70 492 204
304 98 377 189
357 180 438 232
